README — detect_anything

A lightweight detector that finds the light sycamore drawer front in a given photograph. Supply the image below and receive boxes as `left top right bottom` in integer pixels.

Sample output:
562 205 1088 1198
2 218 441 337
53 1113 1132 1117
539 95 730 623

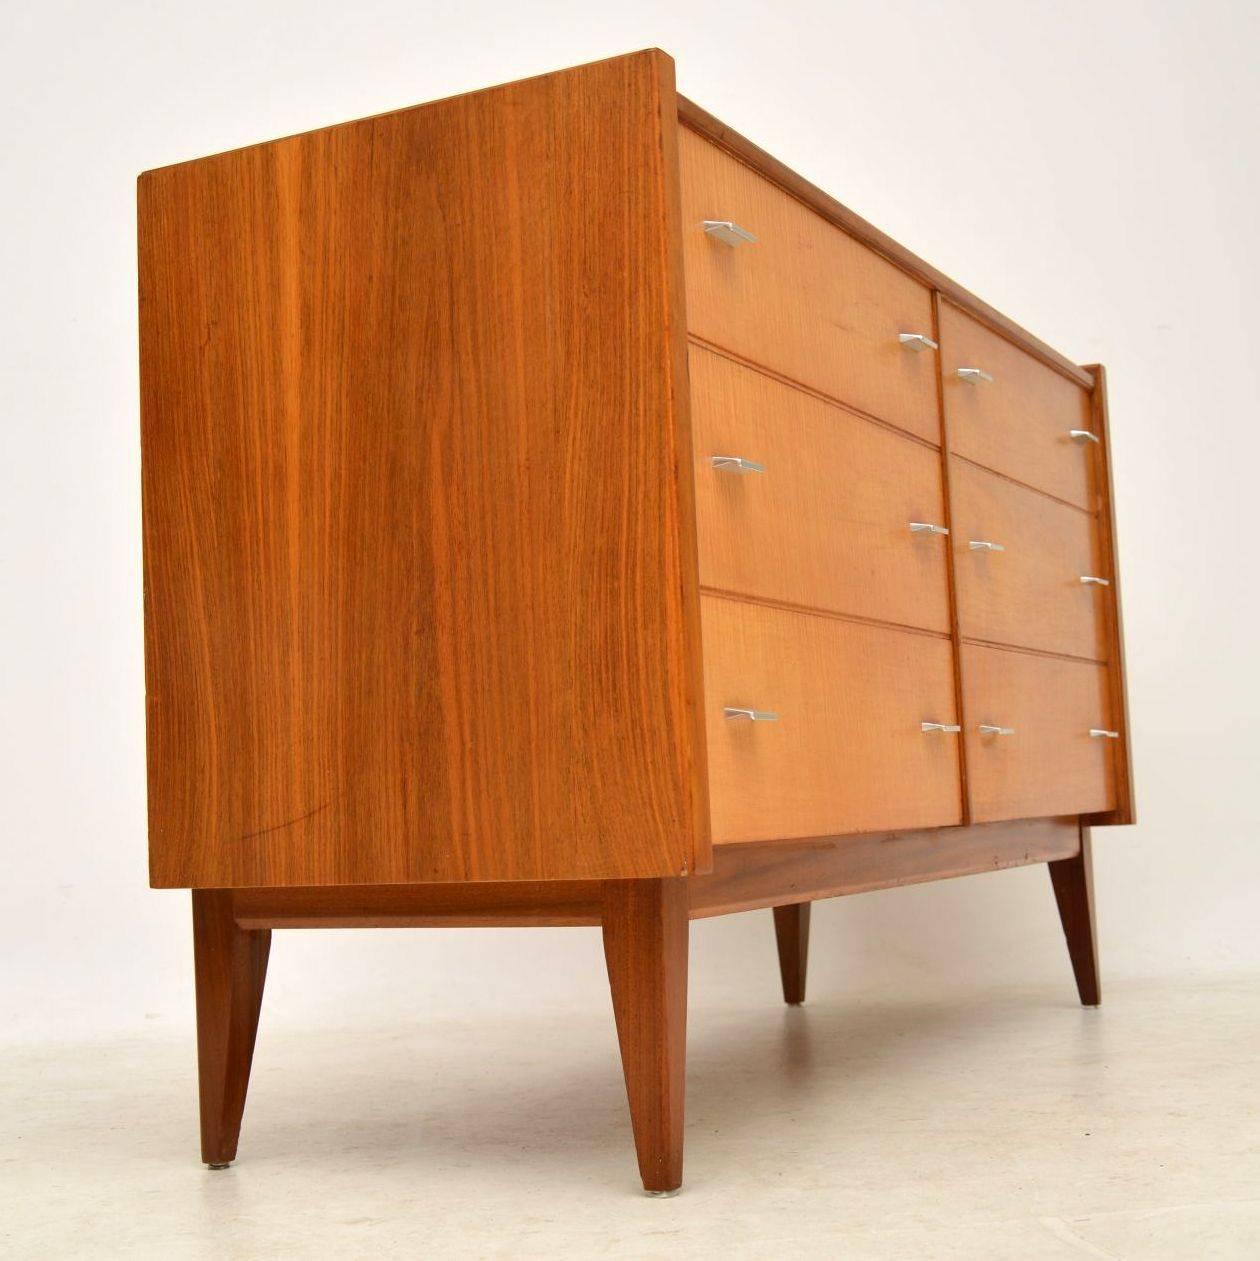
940 301 1098 510
962 645 1116 823
679 127 940 444
692 347 951 633
951 459 1109 660
702 597 962 843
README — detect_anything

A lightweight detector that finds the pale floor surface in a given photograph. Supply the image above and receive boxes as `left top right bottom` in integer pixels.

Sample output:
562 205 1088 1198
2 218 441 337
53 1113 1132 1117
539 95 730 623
2 977 1256 1259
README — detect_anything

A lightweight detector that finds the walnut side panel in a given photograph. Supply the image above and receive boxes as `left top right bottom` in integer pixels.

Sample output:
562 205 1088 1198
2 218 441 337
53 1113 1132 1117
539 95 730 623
140 50 708 886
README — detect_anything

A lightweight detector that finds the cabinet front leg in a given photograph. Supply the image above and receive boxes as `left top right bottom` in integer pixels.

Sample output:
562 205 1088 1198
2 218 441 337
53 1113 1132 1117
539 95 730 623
1048 826 1101 1007
601 878 689 1195
773 901 811 1005
192 890 272 1167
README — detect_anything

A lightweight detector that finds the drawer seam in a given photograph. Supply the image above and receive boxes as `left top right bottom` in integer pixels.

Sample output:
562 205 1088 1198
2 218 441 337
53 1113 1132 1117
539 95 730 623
961 636 1109 667
700 586 952 642
950 453 1100 517
688 336 942 453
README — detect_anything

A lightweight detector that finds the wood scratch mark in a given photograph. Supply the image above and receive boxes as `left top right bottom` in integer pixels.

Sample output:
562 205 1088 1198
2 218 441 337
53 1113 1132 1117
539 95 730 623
240 800 332 843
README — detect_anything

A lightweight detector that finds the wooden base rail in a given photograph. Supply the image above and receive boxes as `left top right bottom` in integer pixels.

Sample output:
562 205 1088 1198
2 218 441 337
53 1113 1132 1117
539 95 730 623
230 817 1079 929
193 817 1098 1193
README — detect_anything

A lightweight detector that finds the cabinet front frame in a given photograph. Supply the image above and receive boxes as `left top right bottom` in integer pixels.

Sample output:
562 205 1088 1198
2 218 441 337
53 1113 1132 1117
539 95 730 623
677 100 1133 841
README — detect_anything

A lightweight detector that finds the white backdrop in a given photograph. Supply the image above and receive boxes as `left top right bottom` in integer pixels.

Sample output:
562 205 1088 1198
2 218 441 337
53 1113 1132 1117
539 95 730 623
2 0 1257 1046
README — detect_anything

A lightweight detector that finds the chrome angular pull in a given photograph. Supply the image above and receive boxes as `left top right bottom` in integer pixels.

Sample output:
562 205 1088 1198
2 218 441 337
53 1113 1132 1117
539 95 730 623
1080 575 1111 587
899 332 938 352
1069 429 1100 444
979 724 1016 736
711 455 766 474
724 707 779 722
969 540 1005 552
921 721 961 734
909 522 950 536
955 367 994 384
703 220 757 246
1089 728 1120 739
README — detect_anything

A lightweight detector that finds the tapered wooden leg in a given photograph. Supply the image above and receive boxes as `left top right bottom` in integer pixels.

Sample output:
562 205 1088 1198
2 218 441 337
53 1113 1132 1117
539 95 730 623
772 901 811 1005
601 878 688 1195
1048 827 1100 1007
192 890 271 1167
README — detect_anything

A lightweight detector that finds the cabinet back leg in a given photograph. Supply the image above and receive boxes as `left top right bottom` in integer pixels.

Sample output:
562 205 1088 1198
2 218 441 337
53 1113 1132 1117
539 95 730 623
1048 827 1101 1007
772 902 811 1005
601 879 688 1195
192 890 271 1166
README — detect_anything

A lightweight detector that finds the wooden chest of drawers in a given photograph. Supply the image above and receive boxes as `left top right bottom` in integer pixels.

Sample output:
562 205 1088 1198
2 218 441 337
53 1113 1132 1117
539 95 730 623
138 49 1132 1194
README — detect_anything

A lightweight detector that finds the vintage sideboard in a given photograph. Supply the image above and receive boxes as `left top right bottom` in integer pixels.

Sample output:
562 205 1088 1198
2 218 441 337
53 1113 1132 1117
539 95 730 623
138 49 1133 1195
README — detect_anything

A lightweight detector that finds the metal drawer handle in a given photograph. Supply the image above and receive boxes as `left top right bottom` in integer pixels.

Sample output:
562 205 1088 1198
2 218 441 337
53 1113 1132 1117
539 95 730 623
1089 728 1120 739
724 707 779 722
909 522 950 536
711 455 766 474
921 721 961 734
956 367 994 384
969 540 1005 552
1080 575 1111 587
1070 429 1100 444
899 332 938 352
703 220 757 246
979 724 1016 736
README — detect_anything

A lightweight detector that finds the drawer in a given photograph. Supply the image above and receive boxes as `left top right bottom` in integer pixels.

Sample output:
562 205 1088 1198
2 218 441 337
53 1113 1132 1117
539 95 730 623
702 597 962 843
950 459 1109 660
961 645 1117 822
692 347 951 633
939 301 1098 510
679 128 940 443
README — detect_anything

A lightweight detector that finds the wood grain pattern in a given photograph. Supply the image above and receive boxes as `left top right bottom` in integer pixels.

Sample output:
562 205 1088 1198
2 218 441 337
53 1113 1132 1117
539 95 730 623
961 645 1116 822
1081 366 1135 826
940 301 1098 511
676 96 1094 392
950 459 1108 661
772 902 810 1004
192 890 271 1166
140 49 709 887
690 817 1081 918
701 596 963 842
1048 824 1101 1006
602 879 689 1194
679 128 941 442
691 346 951 632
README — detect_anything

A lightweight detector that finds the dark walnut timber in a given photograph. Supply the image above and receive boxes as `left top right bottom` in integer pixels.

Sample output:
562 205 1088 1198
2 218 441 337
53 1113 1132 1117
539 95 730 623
138 50 1133 1194
191 892 271 1167
773 903 810 1005
1049 828 1102 1006
602 880 690 1194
